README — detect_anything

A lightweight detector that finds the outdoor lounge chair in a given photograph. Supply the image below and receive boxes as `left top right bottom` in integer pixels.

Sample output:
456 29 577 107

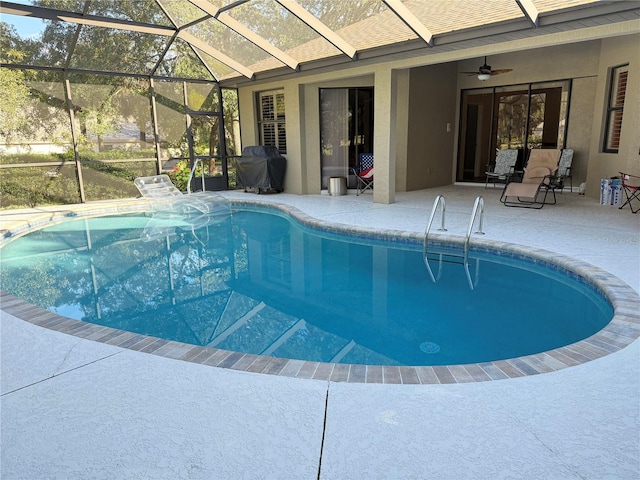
134 174 228 216
351 153 374 195
618 172 640 213
500 149 561 209
557 149 574 193
485 149 517 188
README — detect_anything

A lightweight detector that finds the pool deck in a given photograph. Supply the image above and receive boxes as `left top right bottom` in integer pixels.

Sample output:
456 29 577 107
2 185 639 479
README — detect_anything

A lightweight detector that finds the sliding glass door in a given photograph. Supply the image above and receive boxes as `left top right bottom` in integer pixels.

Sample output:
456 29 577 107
319 87 374 189
457 81 570 182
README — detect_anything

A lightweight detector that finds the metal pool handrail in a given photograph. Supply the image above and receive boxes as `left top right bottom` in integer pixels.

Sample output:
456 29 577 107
424 195 485 290
187 159 206 194
464 196 485 262
462 196 485 290
424 194 447 252
423 195 447 283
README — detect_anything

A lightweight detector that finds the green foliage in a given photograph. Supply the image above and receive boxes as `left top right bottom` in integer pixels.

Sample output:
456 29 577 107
0 152 60 165
0 147 162 205
167 160 189 191
1 149 157 165
0 68 31 137
0 2 242 207
0 259 69 309
66 149 157 162
167 160 208 191
0 166 81 208
167 160 237 191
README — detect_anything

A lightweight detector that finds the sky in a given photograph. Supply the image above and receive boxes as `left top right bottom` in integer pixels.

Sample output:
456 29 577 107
2 10 47 39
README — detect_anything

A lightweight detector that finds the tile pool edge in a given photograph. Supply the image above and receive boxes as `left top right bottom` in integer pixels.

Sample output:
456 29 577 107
1 199 639 384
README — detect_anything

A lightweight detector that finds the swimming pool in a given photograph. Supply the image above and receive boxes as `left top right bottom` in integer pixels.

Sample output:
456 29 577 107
0 203 617 370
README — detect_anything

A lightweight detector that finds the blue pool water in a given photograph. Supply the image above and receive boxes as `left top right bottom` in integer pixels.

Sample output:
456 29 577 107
0 206 613 366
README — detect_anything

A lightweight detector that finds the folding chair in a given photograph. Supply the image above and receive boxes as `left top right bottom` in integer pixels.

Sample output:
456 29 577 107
557 149 574 193
500 149 561 209
351 153 374 195
618 172 640 213
485 149 517 188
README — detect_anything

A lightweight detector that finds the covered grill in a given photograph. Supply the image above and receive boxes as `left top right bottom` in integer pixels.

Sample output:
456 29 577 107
235 146 286 194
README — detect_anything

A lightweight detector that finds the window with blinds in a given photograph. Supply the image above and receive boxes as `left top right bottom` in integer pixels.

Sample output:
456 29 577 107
603 64 628 153
258 90 286 154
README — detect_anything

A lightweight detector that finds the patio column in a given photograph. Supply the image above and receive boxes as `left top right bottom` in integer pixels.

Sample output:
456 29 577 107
373 67 398 204
283 83 306 194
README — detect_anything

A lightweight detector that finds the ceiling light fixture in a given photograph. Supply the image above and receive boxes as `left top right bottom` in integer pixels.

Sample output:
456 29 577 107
478 73 491 81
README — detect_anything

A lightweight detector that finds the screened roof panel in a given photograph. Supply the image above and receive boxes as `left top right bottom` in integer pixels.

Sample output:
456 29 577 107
226 0 340 57
69 25 170 74
194 47 240 80
295 0 387 32
184 17 285 71
156 0 210 27
154 37 215 80
9 0 84 12
1 0 637 82
210 0 242 7
86 0 175 27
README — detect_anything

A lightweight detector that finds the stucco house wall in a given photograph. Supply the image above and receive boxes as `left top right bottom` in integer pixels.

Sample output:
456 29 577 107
586 34 640 196
406 62 458 191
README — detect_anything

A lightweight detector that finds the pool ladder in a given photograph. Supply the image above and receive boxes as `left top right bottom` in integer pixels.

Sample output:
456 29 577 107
187 158 207 194
424 195 485 289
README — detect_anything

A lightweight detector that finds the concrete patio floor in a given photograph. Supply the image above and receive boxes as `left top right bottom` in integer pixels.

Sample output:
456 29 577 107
2 185 639 479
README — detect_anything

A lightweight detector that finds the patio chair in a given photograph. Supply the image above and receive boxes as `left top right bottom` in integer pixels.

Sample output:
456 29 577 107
485 149 517 188
500 149 561 209
351 153 374 195
557 149 574 193
618 172 640 213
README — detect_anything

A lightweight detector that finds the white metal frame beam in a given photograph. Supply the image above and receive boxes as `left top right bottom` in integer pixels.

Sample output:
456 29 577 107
516 0 540 27
382 0 433 47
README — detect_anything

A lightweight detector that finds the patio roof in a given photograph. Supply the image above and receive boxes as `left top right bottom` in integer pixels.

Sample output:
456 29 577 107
2 0 638 85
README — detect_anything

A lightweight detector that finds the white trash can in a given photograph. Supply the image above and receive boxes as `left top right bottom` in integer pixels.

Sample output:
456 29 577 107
328 176 347 196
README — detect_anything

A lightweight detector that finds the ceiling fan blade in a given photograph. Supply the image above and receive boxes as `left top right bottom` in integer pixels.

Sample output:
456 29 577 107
490 69 513 75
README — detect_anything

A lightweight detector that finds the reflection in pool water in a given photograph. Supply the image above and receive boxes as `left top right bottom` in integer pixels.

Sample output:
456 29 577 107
0 207 613 366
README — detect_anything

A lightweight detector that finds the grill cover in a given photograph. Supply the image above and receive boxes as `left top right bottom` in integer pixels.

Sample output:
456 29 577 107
235 146 286 193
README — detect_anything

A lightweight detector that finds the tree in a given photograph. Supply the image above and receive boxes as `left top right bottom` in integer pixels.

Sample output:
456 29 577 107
0 24 32 141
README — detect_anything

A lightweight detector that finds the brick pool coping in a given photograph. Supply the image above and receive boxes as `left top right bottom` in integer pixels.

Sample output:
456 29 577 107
1 198 639 384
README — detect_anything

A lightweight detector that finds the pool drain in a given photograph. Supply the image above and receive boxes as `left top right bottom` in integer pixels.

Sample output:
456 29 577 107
419 341 440 354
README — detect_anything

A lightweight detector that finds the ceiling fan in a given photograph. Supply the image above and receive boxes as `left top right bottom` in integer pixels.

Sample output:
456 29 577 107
463 56 513 81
